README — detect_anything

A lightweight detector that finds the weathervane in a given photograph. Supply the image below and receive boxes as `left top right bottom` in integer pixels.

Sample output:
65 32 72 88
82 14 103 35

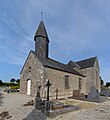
41 12 43 20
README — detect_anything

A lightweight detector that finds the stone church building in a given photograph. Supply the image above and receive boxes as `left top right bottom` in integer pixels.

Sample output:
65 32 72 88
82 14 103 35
20 20 100 98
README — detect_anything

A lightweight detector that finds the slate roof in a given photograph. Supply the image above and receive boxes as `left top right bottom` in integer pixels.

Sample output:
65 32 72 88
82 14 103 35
31 51 85 77
34 20 49 41
68 60 81 68
76 57 97 69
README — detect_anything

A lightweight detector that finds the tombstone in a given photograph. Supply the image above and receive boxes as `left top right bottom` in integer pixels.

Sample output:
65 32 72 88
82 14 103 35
87 86 106 102
55 89 59 99
73 89 80 98
45 80 51 101
73 89 84 99
101 88 109 97
88 86 99 99
43 88 47 99
45 80 51 111
35 81 42 110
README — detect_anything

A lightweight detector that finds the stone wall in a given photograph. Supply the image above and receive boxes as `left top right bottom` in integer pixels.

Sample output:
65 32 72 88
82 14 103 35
94 59 100 92
45 67 85 98
81 59 100 94
20 51 44 96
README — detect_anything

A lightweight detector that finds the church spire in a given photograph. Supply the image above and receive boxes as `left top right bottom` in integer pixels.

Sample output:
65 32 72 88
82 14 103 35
34 20 49 59
34 20 49 42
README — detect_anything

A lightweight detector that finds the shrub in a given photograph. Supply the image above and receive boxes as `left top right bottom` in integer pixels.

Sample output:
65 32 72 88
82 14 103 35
10 86 19 90
99 93 105 96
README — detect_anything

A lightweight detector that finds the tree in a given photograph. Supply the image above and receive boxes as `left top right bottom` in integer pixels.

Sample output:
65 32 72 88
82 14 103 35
106 82 110 87
0 80 3 86
10 78 16 83
100 77 104 86
16 79 20 84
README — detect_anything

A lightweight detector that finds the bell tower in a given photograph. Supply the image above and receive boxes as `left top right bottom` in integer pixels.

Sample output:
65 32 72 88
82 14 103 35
34 21 49 59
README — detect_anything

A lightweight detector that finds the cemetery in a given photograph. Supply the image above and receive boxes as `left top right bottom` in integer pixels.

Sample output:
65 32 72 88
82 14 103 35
1 86 110 120
33 79 107 118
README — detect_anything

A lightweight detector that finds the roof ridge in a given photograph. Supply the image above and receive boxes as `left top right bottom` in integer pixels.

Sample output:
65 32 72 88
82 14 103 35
76 56 97 63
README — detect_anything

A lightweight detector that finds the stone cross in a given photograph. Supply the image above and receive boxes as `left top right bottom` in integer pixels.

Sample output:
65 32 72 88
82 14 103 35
55 89 59 99
45 80 51 101
36 81 41 97
37 85 41 97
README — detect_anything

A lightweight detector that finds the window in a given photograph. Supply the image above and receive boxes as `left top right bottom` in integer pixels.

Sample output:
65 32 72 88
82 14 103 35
65 75 69 89
28 66 31 72
79 78 82 89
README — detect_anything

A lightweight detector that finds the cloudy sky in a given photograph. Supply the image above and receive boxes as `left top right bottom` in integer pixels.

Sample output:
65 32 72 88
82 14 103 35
0 0 110 83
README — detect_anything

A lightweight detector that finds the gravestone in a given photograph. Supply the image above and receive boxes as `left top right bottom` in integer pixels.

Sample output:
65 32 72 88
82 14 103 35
88 86 99 99
55 89 59 99
73 89 80 98
45 80 51 101
35 81 42 110
45 80 51 111
87 86 106 102
73 89 84 99
101 88 109 97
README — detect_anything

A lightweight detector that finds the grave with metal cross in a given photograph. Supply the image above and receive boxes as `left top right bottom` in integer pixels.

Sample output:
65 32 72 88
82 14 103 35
45 80 51 101
55 89 59 100
45 80 51 111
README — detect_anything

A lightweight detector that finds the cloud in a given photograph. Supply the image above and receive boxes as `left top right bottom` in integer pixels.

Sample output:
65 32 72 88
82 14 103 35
0 0 110 83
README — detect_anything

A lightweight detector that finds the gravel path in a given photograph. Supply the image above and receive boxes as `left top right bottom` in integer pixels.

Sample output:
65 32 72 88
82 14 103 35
0 92 35 120
0 90 110 120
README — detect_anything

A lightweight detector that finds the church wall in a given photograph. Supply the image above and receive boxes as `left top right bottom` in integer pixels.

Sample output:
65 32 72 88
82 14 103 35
81 60 100 94
20 52 44 96
81 67 95 94
45 67 85 98
94 59 100 92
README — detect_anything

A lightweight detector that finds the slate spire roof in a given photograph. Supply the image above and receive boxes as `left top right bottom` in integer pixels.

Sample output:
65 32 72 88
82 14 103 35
34 20 49 41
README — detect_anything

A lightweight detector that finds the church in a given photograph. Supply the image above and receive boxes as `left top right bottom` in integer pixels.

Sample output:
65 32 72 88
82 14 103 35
20 20 100 98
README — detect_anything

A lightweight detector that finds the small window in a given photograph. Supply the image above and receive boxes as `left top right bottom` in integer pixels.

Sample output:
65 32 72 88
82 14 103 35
79 78 82 89
28 66 31 72
28 66 31 69
65 75 69 89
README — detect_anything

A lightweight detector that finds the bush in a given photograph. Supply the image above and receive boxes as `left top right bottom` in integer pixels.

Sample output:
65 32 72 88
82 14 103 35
10 86 19 90
99 93 105 96
2 82 17 87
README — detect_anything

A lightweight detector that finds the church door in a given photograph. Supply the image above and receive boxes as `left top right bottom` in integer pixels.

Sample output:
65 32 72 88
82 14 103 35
27 79 31 95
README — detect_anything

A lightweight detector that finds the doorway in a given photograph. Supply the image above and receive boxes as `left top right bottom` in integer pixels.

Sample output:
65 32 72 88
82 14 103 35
27 79 31 95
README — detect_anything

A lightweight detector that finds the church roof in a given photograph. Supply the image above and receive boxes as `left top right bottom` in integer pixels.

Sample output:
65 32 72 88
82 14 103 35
68 60 81 68
76 57 97 69
32 51 85 77
34 20 49 41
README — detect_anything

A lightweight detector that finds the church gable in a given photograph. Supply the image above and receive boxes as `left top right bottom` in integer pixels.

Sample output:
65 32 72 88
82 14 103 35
20 51 43 75
20 51 44 95
76 57 97 69
94 58 100 71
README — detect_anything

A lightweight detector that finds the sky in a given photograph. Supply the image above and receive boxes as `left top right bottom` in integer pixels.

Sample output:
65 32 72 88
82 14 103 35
0 0 110 83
